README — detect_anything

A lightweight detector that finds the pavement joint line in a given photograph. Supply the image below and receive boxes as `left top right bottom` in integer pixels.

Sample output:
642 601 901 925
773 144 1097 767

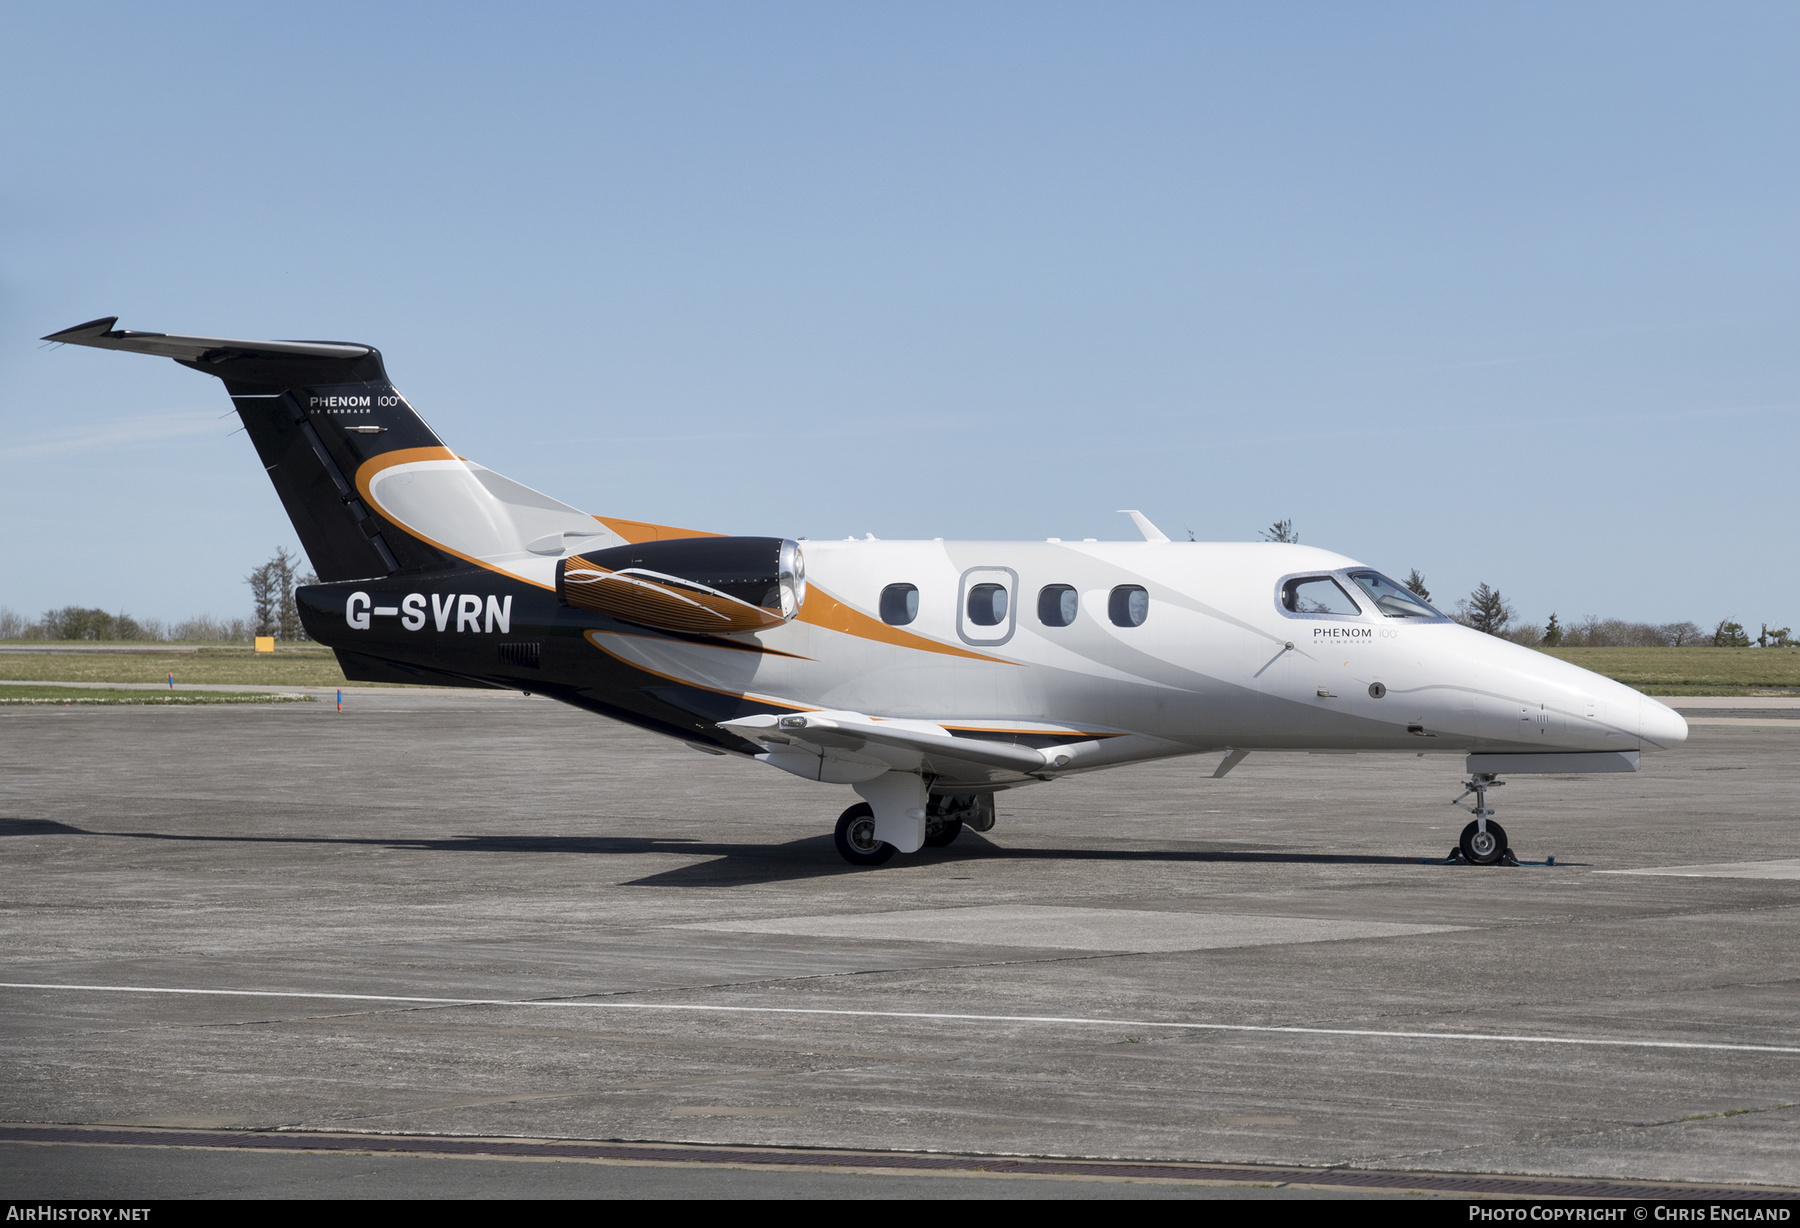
0 1125 1794 1198
6 981 1800 1056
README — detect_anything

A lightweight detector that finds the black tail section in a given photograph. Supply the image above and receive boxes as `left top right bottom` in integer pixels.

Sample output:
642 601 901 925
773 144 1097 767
43 317 453 583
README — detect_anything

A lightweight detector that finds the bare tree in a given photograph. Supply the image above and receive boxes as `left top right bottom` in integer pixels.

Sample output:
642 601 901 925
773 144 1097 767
247 558 280 638
249 547 313 641
1260 519 1298 544
1662 621 1702 647
1404 569 1430 601
1456 583 1514 636
272 547 301 641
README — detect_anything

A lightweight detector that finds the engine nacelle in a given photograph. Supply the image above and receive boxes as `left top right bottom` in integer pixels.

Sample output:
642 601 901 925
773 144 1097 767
557 536 806 634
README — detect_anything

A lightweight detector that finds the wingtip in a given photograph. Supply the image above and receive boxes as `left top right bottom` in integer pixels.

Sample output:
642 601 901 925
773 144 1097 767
42 316 119 343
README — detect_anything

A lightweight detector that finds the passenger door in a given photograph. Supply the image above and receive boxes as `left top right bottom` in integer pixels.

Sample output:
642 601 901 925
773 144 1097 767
957 567 1017 647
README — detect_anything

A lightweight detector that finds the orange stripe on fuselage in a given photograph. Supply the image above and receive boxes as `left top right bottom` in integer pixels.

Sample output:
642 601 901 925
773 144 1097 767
796 585 1017 665
594 516 723 542
591 517 1015 665
361 476 1017 667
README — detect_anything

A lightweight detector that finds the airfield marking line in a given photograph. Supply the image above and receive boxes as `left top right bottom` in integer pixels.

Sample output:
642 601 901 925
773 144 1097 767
5 980 1800 1057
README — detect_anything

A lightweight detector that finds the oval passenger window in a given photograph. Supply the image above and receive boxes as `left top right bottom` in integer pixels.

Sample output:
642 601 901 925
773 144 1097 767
879 583 919 626
967 583 1008 627
1038 584 1077 627
1108 585 1148 627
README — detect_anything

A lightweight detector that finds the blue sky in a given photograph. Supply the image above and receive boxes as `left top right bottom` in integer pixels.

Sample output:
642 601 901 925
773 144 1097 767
2 2 1794 630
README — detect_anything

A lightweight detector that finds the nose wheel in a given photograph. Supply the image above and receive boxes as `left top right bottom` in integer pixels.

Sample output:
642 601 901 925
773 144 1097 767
1450 773 1512 866
1458 817 1510 865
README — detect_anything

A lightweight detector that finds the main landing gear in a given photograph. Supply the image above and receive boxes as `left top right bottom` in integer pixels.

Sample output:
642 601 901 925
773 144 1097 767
832 794 995 867
834 803 893 866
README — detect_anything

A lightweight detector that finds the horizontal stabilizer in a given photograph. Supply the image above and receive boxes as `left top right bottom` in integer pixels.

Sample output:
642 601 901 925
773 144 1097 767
43 317 372 363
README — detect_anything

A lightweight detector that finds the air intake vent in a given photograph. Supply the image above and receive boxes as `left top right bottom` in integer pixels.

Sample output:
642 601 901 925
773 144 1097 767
498 641 541 669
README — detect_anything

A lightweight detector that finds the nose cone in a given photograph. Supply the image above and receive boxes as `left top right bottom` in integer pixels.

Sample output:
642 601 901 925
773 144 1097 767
1638 695 1688 751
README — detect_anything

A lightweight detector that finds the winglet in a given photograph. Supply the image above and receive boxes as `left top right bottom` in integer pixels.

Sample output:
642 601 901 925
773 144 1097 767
1116 510 1170 543
42 317 119 344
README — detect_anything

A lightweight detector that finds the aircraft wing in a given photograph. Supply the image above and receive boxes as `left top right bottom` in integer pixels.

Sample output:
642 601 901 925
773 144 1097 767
719 710 1074 783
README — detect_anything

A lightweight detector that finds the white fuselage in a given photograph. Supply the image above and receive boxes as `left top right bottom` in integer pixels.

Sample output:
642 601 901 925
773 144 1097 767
591 538 1687 782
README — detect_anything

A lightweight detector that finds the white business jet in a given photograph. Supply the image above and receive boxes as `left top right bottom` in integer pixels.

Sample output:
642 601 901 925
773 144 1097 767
45 318 1688 866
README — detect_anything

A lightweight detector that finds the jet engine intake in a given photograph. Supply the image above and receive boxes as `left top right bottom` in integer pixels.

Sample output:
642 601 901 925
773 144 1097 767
557 536 805 634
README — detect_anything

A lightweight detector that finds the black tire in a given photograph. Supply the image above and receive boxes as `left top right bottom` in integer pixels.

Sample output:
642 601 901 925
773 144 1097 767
834 803 895 866
1458 819 1509 866
923 816 964 848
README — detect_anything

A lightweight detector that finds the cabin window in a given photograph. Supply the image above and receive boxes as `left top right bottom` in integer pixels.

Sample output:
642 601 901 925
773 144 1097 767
1281 576 1361 616
879 583 919 626
1108 585 1148 627
1038 584 1078 627
967 583 1009 627
1347 570 1440 619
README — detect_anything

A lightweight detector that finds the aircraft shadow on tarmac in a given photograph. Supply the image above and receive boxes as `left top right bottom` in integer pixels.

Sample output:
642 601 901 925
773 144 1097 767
0 816 1434 887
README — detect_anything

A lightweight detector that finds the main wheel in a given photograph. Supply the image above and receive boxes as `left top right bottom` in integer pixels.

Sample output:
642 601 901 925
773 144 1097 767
1458 819 1509 866
834 803 895 866
923 816 965 848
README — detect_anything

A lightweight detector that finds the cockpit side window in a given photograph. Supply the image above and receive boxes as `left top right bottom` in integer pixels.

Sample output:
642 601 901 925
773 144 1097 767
1347 570 1441 619
1280 576 1361 616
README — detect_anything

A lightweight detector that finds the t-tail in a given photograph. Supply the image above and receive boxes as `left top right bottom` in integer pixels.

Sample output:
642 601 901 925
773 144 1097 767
42 317 805 736
44 316 453 582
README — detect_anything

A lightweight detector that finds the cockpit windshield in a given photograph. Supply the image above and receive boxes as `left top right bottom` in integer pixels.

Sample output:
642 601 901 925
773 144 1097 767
1348 570 1441 619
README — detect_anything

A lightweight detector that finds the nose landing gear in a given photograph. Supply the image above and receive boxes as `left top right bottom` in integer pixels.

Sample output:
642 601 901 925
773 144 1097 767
1440 770 1526 864
1427 772 1555 867
1451 773 1511 866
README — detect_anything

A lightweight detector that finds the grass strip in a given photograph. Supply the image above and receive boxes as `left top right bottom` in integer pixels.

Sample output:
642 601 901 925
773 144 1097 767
0 685 312 706
1540 647 1800 695
0 645 369 687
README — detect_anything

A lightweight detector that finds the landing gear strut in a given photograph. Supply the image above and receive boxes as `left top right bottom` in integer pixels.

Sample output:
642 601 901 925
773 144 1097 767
1451 773 1509 865
924 793 994 848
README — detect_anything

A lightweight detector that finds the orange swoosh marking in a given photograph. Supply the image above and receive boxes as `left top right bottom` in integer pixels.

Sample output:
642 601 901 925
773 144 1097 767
594 516 723 542
354 447 555 591
357 474 1017 669
594 519 1016 665
797 585 1017 665
940 725 1124 739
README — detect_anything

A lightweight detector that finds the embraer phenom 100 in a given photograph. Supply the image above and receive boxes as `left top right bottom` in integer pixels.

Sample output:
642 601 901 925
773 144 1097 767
46 318 1687 866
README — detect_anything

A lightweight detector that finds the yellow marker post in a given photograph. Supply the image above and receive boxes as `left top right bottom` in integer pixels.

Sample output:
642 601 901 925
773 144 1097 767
254 636 275 653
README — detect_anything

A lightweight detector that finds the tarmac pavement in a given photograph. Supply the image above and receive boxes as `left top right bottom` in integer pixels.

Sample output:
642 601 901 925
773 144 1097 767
1 691 1796 1198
